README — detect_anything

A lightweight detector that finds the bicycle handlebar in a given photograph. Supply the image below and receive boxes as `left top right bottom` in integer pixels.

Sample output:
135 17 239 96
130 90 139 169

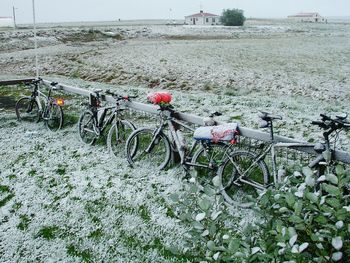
105 90 137 101
312 113 350 130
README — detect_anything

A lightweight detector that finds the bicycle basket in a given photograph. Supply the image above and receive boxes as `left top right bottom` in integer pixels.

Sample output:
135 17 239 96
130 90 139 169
193 123 239 143
147 92 172 105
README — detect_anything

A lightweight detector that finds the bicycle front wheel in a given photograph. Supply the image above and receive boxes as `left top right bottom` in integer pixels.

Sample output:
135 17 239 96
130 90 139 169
45 103 64 131
107 120 136 158
217 150 269 204
126 128 171 170
191 142 230 186
15 97 40 122
78 110 97 145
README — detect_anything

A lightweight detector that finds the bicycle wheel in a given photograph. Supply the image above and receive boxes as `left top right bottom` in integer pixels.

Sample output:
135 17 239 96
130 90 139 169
191 142 230 186
44 103 64 131
126 128 171 170
15 97 40 122
78 110 98 145
107 120 137 158
217 150 269 204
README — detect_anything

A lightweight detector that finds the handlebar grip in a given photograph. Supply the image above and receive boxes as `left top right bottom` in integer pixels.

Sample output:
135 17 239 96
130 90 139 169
320 114 331 121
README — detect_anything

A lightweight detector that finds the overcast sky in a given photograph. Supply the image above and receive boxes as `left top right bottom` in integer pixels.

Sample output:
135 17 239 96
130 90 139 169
1 0 349 23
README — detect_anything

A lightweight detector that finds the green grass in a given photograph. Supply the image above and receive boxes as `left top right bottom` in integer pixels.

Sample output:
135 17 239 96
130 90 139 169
66 244 93 262
35 225 60 240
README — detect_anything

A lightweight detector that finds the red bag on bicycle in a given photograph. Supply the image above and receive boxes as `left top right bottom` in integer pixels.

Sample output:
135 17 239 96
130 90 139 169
147 92 172 104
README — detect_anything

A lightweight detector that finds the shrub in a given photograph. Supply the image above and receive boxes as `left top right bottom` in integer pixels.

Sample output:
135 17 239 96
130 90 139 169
257 166 350 262
172 165 350 262
220 9 246 26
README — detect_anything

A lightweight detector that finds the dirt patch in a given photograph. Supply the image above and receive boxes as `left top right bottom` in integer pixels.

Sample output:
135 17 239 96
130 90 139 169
0 96 16 109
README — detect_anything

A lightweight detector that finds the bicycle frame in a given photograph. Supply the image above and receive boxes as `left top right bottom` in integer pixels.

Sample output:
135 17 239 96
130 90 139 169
230 141 315 189
145 109 231 170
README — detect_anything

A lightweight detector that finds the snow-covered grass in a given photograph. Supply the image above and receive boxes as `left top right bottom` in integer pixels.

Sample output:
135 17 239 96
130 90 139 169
1 19 350 261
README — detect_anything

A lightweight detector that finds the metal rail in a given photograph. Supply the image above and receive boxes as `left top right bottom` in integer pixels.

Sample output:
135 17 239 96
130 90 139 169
0 78 36 86
2 78 348 164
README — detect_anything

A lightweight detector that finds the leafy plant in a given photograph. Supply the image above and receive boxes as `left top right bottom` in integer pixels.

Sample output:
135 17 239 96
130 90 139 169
220 9 246 26
257 166 350 262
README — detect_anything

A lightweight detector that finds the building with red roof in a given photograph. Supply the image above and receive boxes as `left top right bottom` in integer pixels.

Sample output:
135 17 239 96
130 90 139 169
185 10 220 25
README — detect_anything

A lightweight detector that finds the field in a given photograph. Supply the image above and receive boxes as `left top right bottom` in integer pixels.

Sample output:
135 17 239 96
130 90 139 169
1 19 350 262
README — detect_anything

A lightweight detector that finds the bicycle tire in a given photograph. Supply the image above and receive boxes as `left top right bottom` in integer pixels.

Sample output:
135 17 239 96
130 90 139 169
15 97 40 122
78 110 98 145
107 120 137 158
191 142 230 186
44 103 64 131
217 150 269 204
126 127 171 170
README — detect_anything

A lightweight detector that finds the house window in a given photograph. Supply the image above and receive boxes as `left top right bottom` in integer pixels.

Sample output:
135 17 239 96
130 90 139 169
206 18 209 22
213 18 216 23
190 18 193 21
196 18 198 21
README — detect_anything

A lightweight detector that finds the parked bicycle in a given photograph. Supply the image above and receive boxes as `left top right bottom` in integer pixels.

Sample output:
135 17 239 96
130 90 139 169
125 92 238 183
15 78 64 131
217 112 350 204
78 89 137 156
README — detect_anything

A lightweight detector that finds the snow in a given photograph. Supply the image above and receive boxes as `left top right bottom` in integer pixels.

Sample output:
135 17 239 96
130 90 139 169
1 19 350 261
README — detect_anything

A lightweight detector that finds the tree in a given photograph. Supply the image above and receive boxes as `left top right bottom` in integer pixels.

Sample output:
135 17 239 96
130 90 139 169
220 9 246 26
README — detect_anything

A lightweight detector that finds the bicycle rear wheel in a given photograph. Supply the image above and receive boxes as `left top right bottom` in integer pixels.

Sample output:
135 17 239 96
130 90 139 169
78 110 98 145
44 103 64 131
107 120 137 158
217 150 269 204
15 97 40 122
191 142 230 186
126 128 171 170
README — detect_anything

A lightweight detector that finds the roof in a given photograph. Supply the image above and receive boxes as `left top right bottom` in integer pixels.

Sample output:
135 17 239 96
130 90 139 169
288 12 320 18
186 12 219 18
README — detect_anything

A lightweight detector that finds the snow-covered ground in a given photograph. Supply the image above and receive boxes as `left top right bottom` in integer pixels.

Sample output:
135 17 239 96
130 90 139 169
1 19 350 261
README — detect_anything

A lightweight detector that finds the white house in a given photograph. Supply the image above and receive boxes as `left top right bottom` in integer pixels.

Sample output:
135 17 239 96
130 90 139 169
0 17 14 28
288 13 327 23
185 10 220 25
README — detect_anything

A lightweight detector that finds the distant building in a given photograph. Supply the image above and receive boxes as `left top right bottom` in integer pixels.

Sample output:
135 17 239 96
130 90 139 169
288 13 327 23
185 10 220 25
0 17 14 28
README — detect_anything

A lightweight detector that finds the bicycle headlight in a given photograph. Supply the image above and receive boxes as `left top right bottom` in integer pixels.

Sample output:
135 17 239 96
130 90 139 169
55 98 65 106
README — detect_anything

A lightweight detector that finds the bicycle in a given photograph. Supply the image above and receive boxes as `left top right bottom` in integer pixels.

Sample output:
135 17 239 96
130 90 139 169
125 92 238 182
77 89 137 155
15 78 64 131
217 112 350 204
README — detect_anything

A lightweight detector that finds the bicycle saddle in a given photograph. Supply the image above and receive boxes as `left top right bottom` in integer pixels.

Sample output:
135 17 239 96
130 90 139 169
50 82 58 86
258 112 282 121
209 111 222 118
93 89 103 94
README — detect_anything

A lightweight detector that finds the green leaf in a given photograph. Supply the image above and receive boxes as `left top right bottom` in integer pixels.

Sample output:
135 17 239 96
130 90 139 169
335 165 344 176
279 207 289 213
326 198 340 208
302 167 313 177
305 192 318 204
335 208 348 221
323 150 332 163
198 198 211 211
293 201 303 215
289 215 303 224
326 174 338 185
323 184 340 196
286 193 295 207
207 240 216 251
193 221 204 230
315 215 327 224
228 239 240 252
